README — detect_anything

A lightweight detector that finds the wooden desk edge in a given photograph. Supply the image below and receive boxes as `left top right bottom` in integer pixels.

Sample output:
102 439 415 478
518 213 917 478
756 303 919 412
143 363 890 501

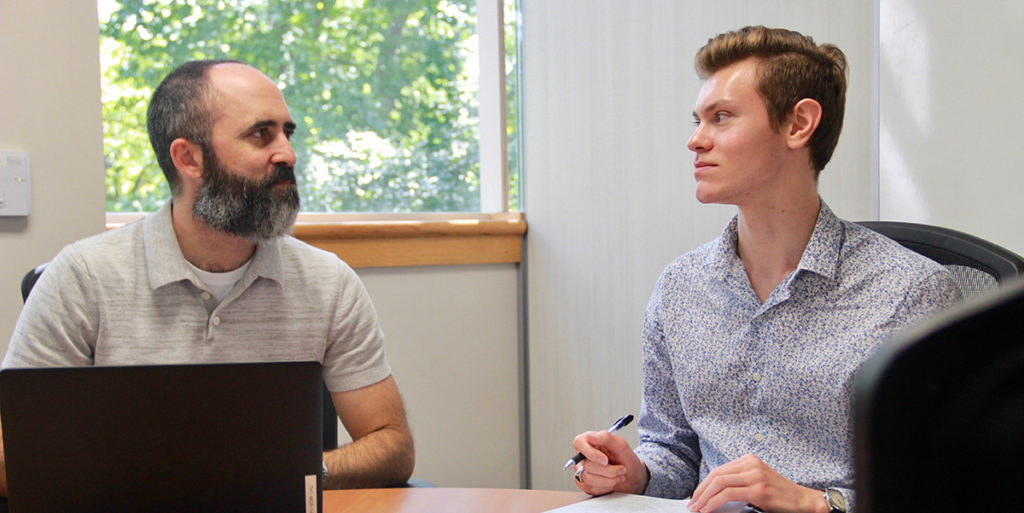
323 487 589 513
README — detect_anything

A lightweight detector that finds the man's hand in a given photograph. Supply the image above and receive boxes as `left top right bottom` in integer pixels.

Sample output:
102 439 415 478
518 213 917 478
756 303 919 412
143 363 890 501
570 430 649 496
687 454 827 513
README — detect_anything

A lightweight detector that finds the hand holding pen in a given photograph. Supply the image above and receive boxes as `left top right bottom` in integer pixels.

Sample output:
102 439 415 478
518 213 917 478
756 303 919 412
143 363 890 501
566 413 652 497
563 414 634 471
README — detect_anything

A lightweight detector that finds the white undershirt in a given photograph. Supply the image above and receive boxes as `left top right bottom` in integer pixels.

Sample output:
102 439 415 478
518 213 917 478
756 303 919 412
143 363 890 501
187 260 252 302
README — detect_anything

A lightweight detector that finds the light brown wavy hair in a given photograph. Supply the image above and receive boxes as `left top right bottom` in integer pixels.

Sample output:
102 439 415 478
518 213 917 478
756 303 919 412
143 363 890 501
695 26 848 174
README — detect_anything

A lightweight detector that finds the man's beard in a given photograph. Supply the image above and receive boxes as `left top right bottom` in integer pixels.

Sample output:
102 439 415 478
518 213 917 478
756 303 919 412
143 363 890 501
192 149 300 242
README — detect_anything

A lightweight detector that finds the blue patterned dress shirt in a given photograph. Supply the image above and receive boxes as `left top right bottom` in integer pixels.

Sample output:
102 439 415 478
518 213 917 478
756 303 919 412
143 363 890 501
635 201 960 511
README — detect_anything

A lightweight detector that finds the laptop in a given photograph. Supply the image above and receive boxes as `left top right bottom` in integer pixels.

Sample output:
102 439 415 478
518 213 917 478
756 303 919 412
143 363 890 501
0 361 324 513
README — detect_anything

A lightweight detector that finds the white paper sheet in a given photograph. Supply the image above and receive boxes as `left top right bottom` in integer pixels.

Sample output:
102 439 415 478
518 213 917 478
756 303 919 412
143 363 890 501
543 493 753 513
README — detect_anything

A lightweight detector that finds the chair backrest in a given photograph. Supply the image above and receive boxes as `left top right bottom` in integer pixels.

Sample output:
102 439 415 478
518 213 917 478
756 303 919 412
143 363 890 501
20 263 47 303
855 277 1024 512
856 221 1024 299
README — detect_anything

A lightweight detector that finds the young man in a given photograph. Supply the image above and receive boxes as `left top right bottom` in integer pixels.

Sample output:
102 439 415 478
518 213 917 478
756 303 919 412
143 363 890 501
1 60 413 494
569 27 959 513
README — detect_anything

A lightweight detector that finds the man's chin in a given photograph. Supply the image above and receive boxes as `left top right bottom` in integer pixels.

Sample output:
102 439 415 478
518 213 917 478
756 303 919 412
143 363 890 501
247 208 299 242
197 207 299 242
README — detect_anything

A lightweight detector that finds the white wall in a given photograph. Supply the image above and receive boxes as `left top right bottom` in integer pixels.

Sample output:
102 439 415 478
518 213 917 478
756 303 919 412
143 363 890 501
0 0 107 346
357 265 522 488
0 0 522 489
522 0 877 491
878 0 1024 253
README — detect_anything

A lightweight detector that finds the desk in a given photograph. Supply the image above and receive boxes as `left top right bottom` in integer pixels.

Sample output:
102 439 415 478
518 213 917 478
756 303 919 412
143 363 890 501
323 487 589 513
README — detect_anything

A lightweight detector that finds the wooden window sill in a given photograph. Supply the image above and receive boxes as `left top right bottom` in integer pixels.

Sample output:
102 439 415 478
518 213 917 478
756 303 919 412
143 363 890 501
285 212 526 268
107 213 526 268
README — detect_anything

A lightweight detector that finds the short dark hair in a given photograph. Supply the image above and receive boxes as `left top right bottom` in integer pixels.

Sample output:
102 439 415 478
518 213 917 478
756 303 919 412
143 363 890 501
146 59 244 195
695 26 847 173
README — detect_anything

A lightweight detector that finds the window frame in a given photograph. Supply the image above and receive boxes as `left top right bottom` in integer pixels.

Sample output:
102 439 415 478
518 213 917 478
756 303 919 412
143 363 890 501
103 0 524 267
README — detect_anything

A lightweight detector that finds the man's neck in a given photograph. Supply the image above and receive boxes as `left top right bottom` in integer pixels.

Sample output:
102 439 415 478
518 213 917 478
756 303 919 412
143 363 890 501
170 199 257 273
735 189 821 303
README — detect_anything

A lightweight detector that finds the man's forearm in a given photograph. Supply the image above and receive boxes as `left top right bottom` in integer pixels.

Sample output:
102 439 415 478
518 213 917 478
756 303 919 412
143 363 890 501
322 424 414 489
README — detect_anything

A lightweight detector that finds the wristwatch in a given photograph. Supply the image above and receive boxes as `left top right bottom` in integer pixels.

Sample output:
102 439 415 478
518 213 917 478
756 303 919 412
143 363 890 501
824 488 847 513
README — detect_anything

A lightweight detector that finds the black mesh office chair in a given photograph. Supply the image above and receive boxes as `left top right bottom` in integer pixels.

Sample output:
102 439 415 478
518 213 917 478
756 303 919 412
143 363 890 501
856 221 1024 298
19 263 47 303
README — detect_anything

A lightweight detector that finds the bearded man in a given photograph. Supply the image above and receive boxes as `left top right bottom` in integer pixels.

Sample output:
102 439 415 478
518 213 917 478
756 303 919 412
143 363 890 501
1 60 414 494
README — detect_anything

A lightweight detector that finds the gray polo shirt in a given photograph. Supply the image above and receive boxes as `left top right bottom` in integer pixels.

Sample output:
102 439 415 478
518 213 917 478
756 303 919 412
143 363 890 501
4 202 391 392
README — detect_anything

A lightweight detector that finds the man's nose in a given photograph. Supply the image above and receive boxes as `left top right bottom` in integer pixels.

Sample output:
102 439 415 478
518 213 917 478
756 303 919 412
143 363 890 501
687 123 709 152
271 135 297 166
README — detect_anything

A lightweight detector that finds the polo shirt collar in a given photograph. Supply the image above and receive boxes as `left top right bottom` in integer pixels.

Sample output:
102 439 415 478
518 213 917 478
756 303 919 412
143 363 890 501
143 201 285 291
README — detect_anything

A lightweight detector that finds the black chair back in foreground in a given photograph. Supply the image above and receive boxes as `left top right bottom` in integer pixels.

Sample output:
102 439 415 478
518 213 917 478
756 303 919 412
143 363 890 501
854 277 1024 512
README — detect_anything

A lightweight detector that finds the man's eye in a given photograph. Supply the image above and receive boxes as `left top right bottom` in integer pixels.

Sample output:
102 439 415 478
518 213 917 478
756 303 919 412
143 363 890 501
251 128 273 141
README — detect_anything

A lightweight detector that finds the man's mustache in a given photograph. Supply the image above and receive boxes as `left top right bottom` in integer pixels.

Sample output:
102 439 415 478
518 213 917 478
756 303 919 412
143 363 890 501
265 163 296 187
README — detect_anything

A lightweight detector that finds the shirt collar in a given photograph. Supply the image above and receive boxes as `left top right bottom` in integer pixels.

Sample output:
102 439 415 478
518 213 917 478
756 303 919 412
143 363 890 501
143 201 285 291
705 199 844 284
795 200 843 282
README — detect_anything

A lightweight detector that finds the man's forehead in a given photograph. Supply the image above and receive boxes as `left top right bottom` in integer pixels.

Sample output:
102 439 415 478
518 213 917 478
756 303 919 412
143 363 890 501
207 64 293 126
208 62 272 86
693 61 760 113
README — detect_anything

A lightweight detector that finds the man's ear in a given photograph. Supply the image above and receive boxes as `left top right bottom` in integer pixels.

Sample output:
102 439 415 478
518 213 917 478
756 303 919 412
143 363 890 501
169 138 204 181
786 98 822 150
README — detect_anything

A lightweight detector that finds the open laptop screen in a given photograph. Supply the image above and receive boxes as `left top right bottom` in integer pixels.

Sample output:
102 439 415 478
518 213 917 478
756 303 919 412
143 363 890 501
0 361 323 513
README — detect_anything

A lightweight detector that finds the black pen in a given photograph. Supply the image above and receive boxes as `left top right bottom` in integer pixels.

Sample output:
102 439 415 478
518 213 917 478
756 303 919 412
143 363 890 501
562 414 635 470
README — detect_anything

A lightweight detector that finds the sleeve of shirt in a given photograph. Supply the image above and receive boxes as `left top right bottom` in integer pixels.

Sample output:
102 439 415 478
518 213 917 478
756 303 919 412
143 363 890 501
634 279 702 499
891 268 962 328
321 260 392 393
3 245 99 368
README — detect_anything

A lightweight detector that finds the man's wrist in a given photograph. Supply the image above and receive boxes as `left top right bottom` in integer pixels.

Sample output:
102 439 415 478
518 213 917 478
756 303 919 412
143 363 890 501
798 486 831 513
631 461 650 495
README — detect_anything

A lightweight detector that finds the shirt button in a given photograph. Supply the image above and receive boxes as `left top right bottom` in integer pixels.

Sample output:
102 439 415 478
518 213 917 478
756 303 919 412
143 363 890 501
754 433 765 443
202 292 212 300
212 316 221 326
752 372 762 382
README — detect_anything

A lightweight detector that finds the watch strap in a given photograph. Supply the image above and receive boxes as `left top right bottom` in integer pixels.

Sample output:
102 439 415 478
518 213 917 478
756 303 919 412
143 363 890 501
823 488 847 513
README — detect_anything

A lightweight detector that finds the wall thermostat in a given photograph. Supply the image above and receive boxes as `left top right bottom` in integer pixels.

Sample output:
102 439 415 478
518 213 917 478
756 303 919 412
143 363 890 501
0 151 31 216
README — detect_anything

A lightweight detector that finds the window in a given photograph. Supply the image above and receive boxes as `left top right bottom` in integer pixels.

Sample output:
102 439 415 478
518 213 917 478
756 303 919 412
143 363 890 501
99 0 521 215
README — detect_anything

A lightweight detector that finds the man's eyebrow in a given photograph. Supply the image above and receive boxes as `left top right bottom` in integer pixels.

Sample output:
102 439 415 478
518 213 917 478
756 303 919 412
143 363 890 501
242 119 297 134
694 100 725 117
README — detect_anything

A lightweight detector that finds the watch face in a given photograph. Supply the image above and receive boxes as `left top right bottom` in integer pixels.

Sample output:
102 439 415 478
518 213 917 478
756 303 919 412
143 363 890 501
826 488 847 510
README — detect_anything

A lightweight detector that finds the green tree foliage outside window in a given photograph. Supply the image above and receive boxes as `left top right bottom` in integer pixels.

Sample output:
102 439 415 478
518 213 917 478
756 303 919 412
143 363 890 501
101 0 519 213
